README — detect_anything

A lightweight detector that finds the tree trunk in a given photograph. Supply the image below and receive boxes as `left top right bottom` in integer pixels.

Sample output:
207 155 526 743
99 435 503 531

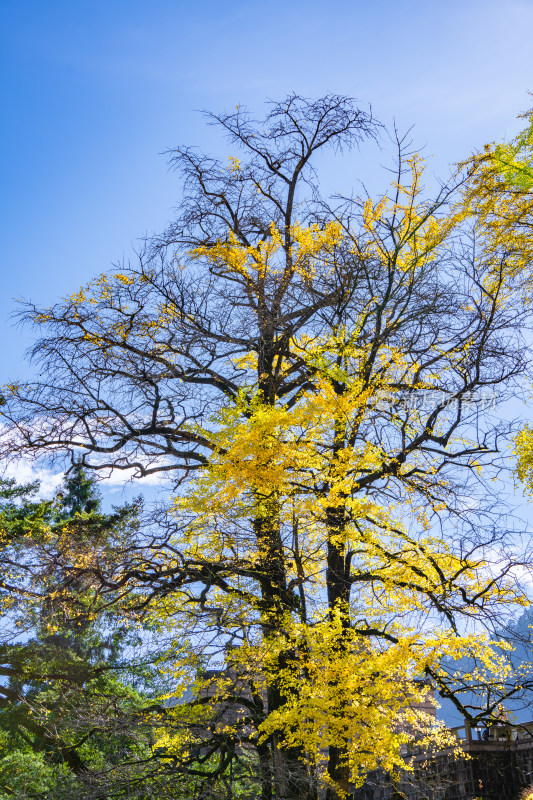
326 745 351 800
326 500 353 800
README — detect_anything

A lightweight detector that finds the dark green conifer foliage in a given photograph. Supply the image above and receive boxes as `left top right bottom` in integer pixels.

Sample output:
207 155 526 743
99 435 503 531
57 462 101 517
0 471 157 797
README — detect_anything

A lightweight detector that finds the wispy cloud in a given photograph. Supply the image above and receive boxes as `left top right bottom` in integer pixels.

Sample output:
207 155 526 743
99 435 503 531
2 460 63 499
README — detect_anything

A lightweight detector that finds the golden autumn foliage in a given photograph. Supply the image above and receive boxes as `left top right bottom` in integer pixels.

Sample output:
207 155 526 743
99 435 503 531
464 108 533 501
492 111 533 191
140 196 528 794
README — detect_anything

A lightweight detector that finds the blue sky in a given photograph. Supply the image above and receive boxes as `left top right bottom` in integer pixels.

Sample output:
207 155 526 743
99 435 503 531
1 0 533 498
2 0 533 382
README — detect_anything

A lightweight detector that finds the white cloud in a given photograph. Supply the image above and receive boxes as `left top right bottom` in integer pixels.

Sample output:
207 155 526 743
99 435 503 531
101 465 172 491
3 459 64 499
2 456 172 500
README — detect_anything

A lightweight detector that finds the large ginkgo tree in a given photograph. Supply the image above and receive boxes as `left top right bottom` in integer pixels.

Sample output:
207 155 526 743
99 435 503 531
2 95 533 800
